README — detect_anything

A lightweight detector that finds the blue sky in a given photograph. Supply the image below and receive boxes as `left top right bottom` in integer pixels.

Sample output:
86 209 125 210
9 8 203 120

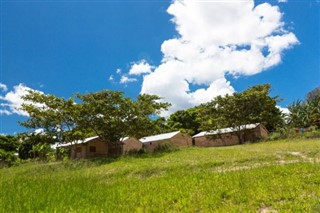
0 0 319 134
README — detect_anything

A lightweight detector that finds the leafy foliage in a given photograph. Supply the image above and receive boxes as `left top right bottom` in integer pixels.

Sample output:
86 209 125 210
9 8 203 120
0 135 18 152
0 135 19 167
18 133 55 160
198 84 283 142
167 107 201 135
306 86 320 102
20 90 86 143
288 98 320 128
20 90 170 151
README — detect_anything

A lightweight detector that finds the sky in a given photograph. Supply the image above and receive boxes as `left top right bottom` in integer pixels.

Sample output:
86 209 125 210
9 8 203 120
0 0 319 135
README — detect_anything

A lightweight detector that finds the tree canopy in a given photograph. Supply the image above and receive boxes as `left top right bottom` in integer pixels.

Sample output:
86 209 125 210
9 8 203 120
198 84 283 142
20 90 170 146
0 135 18 152
306 86 320 102
288 86 320 128
167 107 201 135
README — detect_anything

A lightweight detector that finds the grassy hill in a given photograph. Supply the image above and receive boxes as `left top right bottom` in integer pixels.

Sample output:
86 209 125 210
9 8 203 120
1 139 320 212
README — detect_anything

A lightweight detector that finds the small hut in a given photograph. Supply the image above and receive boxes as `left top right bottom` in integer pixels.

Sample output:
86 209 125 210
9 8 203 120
57 136 142 159
192 123 268 147
140 131 192 153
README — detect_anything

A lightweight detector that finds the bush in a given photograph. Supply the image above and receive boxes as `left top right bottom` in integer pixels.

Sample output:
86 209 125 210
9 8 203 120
0 149 18 167
269 126 320 140
300 128 320 139
268 132 282 141
154 141 179 153
56 147 70 160
126 148 147 156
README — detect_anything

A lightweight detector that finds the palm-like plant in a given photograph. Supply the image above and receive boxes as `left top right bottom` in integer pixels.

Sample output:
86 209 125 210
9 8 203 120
288 98 320 128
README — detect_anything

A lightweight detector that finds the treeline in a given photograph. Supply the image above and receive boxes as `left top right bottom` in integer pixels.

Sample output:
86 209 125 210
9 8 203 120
1 84 319 165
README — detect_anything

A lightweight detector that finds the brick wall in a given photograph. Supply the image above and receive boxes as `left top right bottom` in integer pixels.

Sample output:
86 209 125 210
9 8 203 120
123 137 142 153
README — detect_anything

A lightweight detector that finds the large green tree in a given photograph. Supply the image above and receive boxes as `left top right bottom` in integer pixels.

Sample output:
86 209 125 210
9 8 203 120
20 90 170 155
75 91 170 144
167 107 201 135
0 135 18 152
288 96 320 128
198 84 283 143
306 86 320 102
20 90 86 144
288 86 320 128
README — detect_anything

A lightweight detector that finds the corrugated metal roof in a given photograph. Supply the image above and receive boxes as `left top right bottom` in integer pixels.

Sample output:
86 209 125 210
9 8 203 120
56 136 99 148
140 131 180 143
55 136 132 148
193 123 260 138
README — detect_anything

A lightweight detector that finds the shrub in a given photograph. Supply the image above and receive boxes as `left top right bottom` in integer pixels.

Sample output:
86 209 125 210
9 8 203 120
126 148 147 156
154 141 178 153
268 132 282 141
0 149 18 167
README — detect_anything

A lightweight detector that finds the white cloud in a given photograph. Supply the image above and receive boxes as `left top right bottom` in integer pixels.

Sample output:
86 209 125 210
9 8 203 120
0 83 43 116
0 109 12 115
0 83 8 92
116 68 122 74
109 75 114 81
277 105 290 114
129 60 154 76
120 76 137 84
278 0 288 3
140 0 298 115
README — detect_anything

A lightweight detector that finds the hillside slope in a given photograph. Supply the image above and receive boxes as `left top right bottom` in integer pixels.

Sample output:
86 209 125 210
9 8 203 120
1 139 320 212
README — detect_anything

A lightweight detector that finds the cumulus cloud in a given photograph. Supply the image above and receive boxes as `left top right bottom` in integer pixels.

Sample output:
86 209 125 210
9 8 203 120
278 0 288 3
109 75 114 81
139 0 298 115
277 105 290 115
0 83 8 92
129 60 154 76
116 68 122 74
0 83 42 116
120 76 137 84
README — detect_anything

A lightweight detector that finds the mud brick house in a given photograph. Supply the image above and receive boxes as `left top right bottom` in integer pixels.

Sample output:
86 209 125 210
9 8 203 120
57 136 142 159
192 123 268 147
140 131 192 153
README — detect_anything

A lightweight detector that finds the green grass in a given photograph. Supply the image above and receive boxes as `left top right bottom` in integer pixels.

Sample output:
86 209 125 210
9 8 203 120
1 139 320 212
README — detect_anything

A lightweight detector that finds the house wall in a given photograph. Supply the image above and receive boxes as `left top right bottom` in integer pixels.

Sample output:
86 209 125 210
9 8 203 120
194 124 269 147
123 137 142 153
143 141 162 153
243 125 269 142
143 133 192 153
194 134 239 147
258 124 269 139
70 138 108 159
171 133 192 147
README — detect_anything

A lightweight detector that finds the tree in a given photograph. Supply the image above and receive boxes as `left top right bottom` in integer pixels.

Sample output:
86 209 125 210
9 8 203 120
167 107 201 135
0 135 19 165
20 90 87 144
129 94 171 138
151 117 172 135
17 131 55 160
288 86 320 128
0 135 18 152
75 91 170 146
198 84 283 143
20 89 170 156
306 86 320 102
288 97 320 128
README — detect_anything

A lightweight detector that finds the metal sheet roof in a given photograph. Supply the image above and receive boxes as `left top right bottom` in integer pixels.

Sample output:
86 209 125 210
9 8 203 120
54 136 133 148
140 131 180 143
193 123 260 138
55 136 99 148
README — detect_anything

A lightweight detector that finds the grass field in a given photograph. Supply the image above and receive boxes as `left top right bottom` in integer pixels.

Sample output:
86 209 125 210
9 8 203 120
1 139 320 212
